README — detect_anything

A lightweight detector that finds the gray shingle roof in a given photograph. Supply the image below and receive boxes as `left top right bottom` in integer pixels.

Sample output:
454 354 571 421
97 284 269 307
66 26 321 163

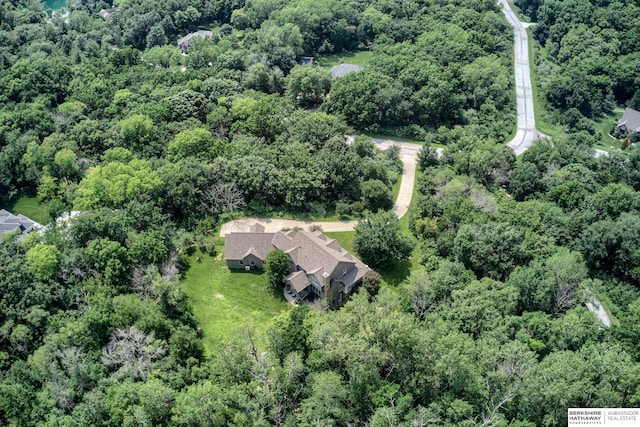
224 229 370 290
178 31 213 51
285 271 311 293
617 108 640 133
98 7 119 19
331 63 363 79
0 209 40 241
224 232 276 260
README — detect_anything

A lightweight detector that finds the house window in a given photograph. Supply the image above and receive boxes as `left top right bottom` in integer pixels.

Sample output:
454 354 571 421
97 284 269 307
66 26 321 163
338 292 343 302
250 260 255 266
239 260 243 265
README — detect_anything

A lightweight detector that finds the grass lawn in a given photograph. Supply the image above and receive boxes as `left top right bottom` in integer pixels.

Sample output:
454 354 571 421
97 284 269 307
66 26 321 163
1 195 50 224
181 250 290 354
593 108 626 153
316 50 372 69
325 231 354 253
365 132 422 144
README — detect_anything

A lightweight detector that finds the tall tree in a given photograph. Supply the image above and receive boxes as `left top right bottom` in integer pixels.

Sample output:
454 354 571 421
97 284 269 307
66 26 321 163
354 210 414 268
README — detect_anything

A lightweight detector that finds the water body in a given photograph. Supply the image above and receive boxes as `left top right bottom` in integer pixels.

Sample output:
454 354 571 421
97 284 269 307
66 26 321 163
42 0 66 10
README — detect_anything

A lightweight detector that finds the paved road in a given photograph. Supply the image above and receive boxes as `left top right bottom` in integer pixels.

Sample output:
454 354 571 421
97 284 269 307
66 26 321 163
499 0 541 155
219 139 426 236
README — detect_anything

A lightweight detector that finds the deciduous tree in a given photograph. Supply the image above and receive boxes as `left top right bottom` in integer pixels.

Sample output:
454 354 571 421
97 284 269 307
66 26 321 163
354 210 414 268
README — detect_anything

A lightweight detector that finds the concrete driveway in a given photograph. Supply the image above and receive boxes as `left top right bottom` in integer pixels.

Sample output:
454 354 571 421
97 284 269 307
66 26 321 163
499 0 542 155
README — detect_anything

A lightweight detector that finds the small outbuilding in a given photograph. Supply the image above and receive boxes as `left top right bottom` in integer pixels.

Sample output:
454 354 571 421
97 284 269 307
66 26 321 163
330 63 363 79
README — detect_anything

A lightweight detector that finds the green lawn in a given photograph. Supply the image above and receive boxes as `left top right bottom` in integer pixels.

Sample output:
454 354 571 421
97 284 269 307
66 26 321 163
594 108 626 152
325 231 354 253
181 250 291 354
2 195 50 225
316 50 372 69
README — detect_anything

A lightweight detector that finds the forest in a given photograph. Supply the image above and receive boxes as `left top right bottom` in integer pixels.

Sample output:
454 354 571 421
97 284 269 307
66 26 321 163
515 0 640 134
0 0 639 425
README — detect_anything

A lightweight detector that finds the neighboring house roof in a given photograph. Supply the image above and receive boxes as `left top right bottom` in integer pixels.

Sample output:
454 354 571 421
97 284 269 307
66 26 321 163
224 229 370 291
0 209 40 242
98 7 119 19
224 232 276 261
331 63 363 79
178 31 213 51
617 108 640 133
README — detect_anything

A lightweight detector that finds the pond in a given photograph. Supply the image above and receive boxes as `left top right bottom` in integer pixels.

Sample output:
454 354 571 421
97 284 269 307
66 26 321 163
42 0 66 10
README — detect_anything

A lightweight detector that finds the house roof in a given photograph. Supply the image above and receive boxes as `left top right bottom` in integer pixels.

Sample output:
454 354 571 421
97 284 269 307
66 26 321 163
249 223 265 233
98 7 119 19
617 108 640 133
272 230 369 288
224 232 276 260
331 63 363 79
285 271 312 293
178 31 213 49
0 209 40 241
224 229 370 290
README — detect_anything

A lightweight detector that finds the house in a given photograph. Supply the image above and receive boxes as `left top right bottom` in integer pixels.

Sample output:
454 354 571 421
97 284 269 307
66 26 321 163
98 7 119 20
0 209 40 242
330 63 363 79
177 30 213 53
224 227 370 307
613 107 640 139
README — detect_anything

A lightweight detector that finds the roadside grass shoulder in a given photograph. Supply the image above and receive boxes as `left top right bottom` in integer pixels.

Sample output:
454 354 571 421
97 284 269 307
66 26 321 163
527 28 563 138
181 248 290 354
526 27 626 155
507 0 530 21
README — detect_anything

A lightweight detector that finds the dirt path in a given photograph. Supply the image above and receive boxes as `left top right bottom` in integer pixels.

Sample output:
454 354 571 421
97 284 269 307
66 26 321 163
219 139 426 236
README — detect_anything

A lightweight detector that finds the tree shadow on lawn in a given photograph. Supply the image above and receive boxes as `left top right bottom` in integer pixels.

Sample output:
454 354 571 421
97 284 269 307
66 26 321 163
378 258 412 286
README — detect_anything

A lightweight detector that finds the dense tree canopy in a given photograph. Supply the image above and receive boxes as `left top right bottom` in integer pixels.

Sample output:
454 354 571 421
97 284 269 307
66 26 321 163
516 0 640 119
0 0 639 425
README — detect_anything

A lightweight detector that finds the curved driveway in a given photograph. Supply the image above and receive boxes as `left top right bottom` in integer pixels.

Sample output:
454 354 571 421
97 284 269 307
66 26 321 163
499 0 541 155
219 139 424 236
